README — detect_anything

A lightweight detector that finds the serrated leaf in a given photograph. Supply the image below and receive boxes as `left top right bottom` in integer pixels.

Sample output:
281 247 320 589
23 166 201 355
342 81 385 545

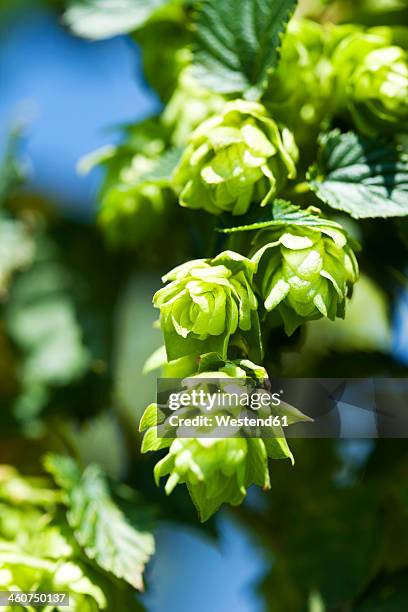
308 131 408 219
63 0 181 40
46 457 154 591
219 199 337 233
193 0 298 99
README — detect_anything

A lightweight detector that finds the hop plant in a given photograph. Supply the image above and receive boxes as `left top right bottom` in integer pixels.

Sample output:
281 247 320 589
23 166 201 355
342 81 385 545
329 25 392 111
153 437 270 522
140 358 297 522
348 46 408 136
172 100 298 216
98 152 168 248
80 119 172 248
154 251 260 361
0 466 132 611
252 206 359 335
162 58 226 146
328 25 408 134
263 19 334 144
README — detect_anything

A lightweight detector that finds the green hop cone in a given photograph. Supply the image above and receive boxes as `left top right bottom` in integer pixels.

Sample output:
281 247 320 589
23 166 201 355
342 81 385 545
154 437 269 522
328 25 408 133
80 119 172 249
98 152 169 248
263 19 334 144
329 25 392 112
348 46 408 136
252 208 359 335
139 358 297 521
154 251 261 361
172 100 298 216
162 58 226 146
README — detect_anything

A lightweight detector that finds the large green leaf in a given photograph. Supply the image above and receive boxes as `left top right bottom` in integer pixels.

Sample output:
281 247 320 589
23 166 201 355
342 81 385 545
45 455 154 591
64 0 183 39
193 0 298 99
308 130 408 219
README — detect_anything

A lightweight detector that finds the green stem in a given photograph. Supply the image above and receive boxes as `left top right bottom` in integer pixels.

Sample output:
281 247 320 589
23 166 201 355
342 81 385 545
285 181 311 197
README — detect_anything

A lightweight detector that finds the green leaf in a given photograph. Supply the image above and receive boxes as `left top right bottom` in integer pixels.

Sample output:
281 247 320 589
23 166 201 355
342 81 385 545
46 457 154 591
5 234 90 388
308 130 408 219
43 454 81 491
219 199 338 233
64 0 183 39
193 0 298 99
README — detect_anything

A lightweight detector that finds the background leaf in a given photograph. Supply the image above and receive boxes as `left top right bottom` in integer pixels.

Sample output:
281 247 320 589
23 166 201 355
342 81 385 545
64 0 183 39
193 0 298 99
308 130 408 219
5 234 90 388
45 455 154 591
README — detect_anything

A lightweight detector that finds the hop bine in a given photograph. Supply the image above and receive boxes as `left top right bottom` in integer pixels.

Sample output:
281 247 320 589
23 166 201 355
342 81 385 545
172 100 298 216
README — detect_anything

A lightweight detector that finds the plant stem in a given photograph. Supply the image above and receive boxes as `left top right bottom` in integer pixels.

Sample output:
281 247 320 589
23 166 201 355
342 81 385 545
292 181 310 194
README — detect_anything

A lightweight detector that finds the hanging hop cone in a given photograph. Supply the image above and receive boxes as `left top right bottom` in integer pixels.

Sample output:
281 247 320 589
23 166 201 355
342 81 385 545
154 251 260 361
139 358 297 521
252 209 359 335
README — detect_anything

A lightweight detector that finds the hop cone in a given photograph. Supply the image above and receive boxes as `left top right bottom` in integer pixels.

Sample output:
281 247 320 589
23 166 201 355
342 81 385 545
172 100 298 216
82 119 171 248
155 437 272 521
162 61 225 146
264 19 334 144
329 25 408 134
329 25 392 111
140 358 294 521
348 46 408 136
98 152 168 247
252 212 359 335
154 251 259 361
